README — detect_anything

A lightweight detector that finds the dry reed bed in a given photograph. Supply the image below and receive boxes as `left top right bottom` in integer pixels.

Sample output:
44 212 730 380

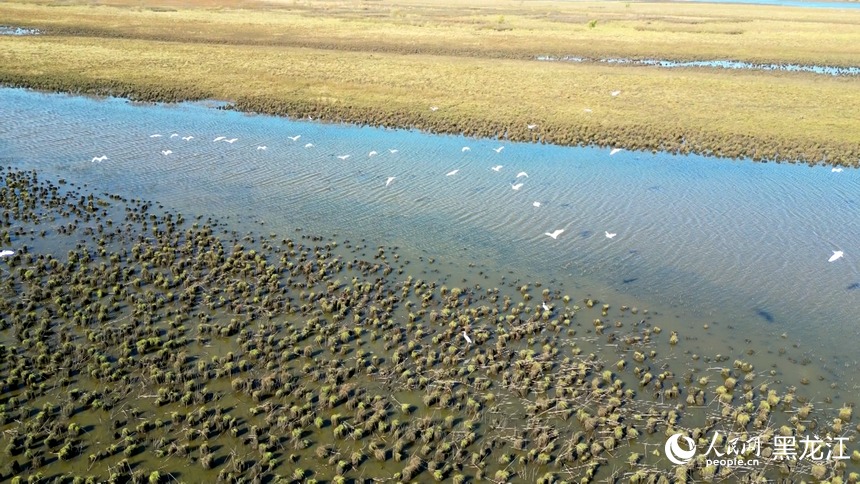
1 33 859 165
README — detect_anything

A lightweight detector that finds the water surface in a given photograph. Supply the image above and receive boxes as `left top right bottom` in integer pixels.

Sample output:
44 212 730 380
0 87 857 389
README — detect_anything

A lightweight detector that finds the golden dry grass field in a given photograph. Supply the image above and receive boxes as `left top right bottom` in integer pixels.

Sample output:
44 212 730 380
1 0 859 164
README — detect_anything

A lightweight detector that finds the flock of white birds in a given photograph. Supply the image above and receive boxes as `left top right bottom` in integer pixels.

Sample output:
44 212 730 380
78 124 849 268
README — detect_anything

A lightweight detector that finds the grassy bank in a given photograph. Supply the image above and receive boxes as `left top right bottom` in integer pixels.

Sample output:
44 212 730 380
1 0 859 165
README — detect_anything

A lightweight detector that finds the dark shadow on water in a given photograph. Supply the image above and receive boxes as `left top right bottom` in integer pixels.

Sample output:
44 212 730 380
755 308 775 323
622 277 638 284
846 282 860 291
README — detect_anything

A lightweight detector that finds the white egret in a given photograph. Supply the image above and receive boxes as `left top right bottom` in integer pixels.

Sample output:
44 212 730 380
386 176 396 187
491 165 503 172
610 148 623 156
605 231 617 239
533 201 541 207
611 90 621 97
368 151 378 157
91 155 108 163
527 124 537 130
337 155 350 160
430 106 439 111
224 138 238 144
583 108 593 113
493 146 504 153
304 143 314 148
829 250 844 262
162 150 172 156
541 302 550 311
511 183 523 191
0 250 14 257
462 331 472 344
257 146 267 150
149 134 162 138
170 133 179 138
288 135 301 141
446 169 459 176
832 167 844 173
182 136 193 141
545 229 564 239
462 147 471 152
516 172 528 178
213 136 225 142
389 149 399 154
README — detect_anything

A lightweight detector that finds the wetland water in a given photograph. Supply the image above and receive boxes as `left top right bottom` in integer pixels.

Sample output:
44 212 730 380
536 56 860 76
0 87 858 480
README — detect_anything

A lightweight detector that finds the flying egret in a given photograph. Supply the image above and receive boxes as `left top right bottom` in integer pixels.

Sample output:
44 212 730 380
605 231 617 239
527 124 537 130
213 136 225 142
462 147 471 152
149 134 162 138
545 229 564 239
511 183 523 191
288 135 301 141
493 146 504 153
368 151 378 157
610 148 623 156
533 201 541 207
386 176 396 187
516 172 529 178
170 133 179 138
446 169 459 176
430 106 439 111
832 167 844 173
257 146 267 150
91 155 108 163
162 150 172 156
462 331 472 344
829 250 844 262
337 155 350 160
389 149 399 154
182 136 193 141
611 90 621 97
304 143 314 148
0 250 14 257
491 165 503 172
224 138 238 144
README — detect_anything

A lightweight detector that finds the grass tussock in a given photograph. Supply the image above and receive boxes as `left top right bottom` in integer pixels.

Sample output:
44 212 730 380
0 0 859 165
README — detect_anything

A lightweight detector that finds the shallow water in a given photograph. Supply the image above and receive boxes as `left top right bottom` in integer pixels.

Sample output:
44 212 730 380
536 55 860 76
0 26 41 36
0 87 857 392
681 0 860 8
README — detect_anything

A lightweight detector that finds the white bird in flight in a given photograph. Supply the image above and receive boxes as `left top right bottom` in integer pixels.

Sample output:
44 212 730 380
430 106 439 111
182 136 193 141
462 331 472 344
213 136 225 142
91 155 107 163
829 250 844 262
162 150 172 156
610 148 623 156
386 176 396 187
832 167 844 173
304 143 314 148
511 183 524 191
462 147 471 152
170 133 179 138
545 229 564 239
605 231 617 239
337 155 350 160
368 151 378 157
611 90 621 97
493 146 504 153
533 201 541 207
446 169 459 176
288 135 301 141
0 250 14 258
527 124 537 130
224 138 238 144
257 146 267 150
491 165 503 172
516 172 529 178
149 134 162 138
389 149 399 154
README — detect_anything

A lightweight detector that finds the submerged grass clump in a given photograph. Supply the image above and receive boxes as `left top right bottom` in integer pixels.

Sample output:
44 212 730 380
0 165 854 482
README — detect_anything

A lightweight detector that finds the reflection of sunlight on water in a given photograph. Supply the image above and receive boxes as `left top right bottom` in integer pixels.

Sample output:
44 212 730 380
0 26 41 36
536 56 860 77
1 87 859 393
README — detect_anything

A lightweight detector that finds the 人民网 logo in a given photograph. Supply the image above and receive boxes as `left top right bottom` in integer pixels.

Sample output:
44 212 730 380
665 433 696 465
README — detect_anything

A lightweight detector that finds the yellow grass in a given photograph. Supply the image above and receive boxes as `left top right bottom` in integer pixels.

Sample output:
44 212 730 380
1 0 859 164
